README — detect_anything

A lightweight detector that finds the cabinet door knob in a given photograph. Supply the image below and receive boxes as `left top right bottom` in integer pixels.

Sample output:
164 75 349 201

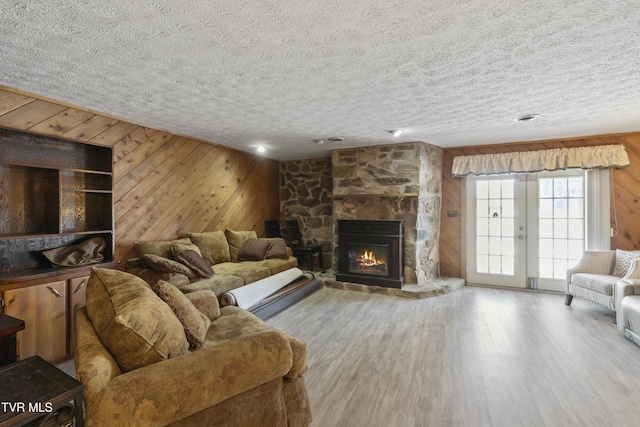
73 279 87 294
47 286 63 298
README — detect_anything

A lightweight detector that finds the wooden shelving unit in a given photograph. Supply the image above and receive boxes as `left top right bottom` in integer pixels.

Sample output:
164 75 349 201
0 128 117 362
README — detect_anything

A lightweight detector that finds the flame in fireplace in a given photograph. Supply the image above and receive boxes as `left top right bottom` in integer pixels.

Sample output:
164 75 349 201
358 250 385 267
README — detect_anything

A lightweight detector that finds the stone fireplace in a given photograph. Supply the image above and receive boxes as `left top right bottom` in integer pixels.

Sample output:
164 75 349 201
279 141 443 285
332 142 442 285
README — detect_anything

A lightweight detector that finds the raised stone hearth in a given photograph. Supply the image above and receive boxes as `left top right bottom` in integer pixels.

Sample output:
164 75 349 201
317 269 465 299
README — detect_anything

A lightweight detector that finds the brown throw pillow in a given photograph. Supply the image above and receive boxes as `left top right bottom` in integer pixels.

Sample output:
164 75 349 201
141 254 198 280
238 238 273 261
133 238 192 259
225 229 258 262
264 238 288 259
174 249 214 278
152 280 211 350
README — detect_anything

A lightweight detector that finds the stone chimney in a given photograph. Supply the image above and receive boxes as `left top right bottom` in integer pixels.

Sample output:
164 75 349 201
331 142 442 284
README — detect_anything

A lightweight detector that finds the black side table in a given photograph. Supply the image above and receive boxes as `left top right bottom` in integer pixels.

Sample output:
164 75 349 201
0 313 25 367
0 355 83 427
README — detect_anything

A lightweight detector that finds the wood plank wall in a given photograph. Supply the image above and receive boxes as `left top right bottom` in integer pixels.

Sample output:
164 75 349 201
440 133 640 278
0 86 280 266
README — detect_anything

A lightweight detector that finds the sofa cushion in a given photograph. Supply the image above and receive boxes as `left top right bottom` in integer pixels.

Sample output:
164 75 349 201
213 262 271 285
212 306 307 378
134 238 192 259
173 248 214 278
188 231 231 265
185 290 221 321
225 229 258 262
85 267 189 372
571 273 619 295
141 254 198 280
152 280 211 350
253 256 299 275
238 238 272 261
265 238 289 259
177 274 245 298
613 249 640 277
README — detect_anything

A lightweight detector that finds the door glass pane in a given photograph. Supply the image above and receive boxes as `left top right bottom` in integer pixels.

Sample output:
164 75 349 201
474 178 515 277
540 199 553 218
538 173 585 279
539 178 553 198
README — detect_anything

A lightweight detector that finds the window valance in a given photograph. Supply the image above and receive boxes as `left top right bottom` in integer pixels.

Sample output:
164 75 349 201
451 144 630 177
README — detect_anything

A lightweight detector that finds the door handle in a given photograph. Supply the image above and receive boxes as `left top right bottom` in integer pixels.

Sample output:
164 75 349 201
73 279 87 294
47 286 63 298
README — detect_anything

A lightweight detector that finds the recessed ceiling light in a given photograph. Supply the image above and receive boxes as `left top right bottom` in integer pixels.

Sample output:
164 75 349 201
256 146 266 153
388 129 405 137
328 137 345 143
514 114 540 122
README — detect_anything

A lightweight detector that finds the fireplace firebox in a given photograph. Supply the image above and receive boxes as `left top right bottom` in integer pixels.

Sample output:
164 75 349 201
336 220 404 288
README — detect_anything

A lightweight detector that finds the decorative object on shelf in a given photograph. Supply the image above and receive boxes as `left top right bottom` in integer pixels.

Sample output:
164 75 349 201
42 236 106 267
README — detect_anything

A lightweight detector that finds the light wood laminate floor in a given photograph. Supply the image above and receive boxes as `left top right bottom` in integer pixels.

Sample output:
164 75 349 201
266 285 640 427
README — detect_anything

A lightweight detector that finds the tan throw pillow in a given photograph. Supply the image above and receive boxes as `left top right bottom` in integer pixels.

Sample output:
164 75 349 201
173 249 214 278
187 231 231 265
152 281 211 350
85 268 189 372
238 238 273 261
133 238 192 259
171 241 202 257
264 238 288 259
225 229 258 262
141 253 198 280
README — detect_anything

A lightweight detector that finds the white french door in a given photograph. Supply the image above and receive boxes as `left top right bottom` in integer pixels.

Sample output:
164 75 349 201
466 171 586 292
467 175 527 288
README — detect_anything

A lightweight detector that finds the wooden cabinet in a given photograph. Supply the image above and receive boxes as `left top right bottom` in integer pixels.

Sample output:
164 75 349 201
0 128 117 361
0 267 116 363
3 281 67 363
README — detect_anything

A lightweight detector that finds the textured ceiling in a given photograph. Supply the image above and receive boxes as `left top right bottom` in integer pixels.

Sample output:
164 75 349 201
1 1 640 160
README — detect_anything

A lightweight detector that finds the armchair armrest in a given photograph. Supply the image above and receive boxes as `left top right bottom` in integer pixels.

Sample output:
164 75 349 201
622 258 640 281
616 279 640 330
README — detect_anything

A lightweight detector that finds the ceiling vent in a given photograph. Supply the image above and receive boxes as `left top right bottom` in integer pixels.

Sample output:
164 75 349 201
514 114 540 122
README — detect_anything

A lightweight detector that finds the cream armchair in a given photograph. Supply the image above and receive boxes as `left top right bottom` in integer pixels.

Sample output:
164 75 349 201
565 250 640 313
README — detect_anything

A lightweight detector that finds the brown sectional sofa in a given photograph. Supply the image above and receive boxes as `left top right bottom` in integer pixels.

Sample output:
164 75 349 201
74 267 312 426
125 229 298 298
